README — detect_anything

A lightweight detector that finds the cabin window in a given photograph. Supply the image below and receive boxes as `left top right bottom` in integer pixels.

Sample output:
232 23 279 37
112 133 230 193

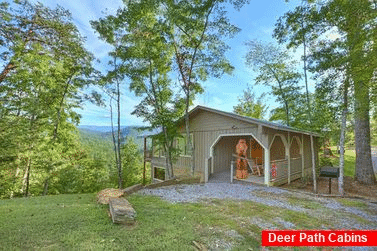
154 166 165 180
177 133 194 156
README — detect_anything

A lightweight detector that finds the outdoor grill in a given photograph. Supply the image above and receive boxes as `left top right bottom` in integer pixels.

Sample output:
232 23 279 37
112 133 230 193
319 167 340 194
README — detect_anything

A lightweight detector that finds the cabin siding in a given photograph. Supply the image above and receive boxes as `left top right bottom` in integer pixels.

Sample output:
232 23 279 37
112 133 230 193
150 106 320 185
180 110 262 181
303 134 312 171
190 110 254 132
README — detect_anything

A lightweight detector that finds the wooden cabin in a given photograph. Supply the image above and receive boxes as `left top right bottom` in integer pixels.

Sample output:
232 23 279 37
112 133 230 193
149 105 320 186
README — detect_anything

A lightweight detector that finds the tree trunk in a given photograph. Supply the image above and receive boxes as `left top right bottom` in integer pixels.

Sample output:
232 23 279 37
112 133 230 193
143 137 147 185
354 80 376 184
310 135 317 193
43 78 71 196
345 0 376 185
24 155 31 197
117 77 122 189
301 28 316 193
185 93 195 176
162 126 173 179
42 178 49 196
339 79 349 196
0 62 15 84
110 98 119 181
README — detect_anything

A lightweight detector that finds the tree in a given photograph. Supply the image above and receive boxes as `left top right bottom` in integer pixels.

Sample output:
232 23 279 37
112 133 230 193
274 2 325 192
244 40 302 126
277 0 376 185
233 85 268 119
90 10 127 188
91 0 184 179
164 0 249 175
0 0 98 196
91 0 249 178
102 55 125 189
121 137 143 188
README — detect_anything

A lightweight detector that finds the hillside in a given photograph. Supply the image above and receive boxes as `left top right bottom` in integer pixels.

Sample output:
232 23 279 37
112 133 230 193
77 126 152 151
0 190 376 250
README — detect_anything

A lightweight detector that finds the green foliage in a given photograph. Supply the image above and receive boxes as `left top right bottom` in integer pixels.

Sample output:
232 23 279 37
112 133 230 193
165 0 248 91
233 85 268 120
275 0 376 184
319 155 334 167
0 0 103 197
244 40 302 126
120 137 143 187
91 0 250 176
91 0 187 179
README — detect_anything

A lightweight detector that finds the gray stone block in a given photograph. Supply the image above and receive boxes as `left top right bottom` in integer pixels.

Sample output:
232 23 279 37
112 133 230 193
122 184 143 196
109 197 136 224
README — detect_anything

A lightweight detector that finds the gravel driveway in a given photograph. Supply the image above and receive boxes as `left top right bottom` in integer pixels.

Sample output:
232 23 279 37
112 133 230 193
138 181 377 230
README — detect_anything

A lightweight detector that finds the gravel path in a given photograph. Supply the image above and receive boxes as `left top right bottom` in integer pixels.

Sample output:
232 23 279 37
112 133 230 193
139 183 300 209
137 182 377 230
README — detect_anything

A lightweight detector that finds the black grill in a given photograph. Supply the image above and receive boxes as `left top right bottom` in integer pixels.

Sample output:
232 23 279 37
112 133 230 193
319 167 340 194
320 167 340 178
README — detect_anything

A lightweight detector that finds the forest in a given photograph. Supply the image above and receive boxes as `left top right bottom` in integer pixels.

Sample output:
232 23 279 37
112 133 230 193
0 0 376 199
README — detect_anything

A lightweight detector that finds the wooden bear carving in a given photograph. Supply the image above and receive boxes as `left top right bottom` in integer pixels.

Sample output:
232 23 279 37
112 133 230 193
236 139 249 179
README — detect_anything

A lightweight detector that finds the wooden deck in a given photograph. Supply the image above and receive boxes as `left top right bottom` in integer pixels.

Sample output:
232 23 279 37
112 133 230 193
208 170 265 185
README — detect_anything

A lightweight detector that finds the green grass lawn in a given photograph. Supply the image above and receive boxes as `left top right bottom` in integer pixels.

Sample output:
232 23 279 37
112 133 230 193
0 193 372 250
327 147 356 177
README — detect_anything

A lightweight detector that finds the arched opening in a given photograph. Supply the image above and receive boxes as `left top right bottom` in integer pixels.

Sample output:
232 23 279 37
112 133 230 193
290 136 302 175
270 134 288 182
270 135 286 161
290 137 301 158
208 134 265 184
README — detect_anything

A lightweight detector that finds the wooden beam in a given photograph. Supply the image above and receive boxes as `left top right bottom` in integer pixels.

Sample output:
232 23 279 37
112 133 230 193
310 134 317 193
301 134 304 177
264 149 270 186
143 137 147 185
288 132 291 184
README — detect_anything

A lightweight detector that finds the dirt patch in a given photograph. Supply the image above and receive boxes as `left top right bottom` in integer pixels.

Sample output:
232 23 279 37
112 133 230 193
96 188 124 204
281 176 377 200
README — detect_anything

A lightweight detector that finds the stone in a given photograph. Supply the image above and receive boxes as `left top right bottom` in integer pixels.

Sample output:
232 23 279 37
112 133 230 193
109 197 136 224
122 184 143 196
96 188 124 205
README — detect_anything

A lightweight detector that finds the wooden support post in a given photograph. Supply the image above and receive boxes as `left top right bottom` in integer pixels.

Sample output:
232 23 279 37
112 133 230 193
310 134 317 193
231 161 234 183
301 134 304 177
205 157 209 183
264 149 270 186
143 137 147 185
211 155 214 174
288 132 291 184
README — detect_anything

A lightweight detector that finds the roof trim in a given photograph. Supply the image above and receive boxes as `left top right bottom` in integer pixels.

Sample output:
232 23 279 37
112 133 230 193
188 105 321 137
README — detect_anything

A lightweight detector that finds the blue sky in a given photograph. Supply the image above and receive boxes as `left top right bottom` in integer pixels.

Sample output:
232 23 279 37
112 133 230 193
30 0 303 126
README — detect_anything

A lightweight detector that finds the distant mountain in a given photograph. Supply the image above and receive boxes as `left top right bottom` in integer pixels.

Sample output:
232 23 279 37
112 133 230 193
78 125 128 133
77 125 157 151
